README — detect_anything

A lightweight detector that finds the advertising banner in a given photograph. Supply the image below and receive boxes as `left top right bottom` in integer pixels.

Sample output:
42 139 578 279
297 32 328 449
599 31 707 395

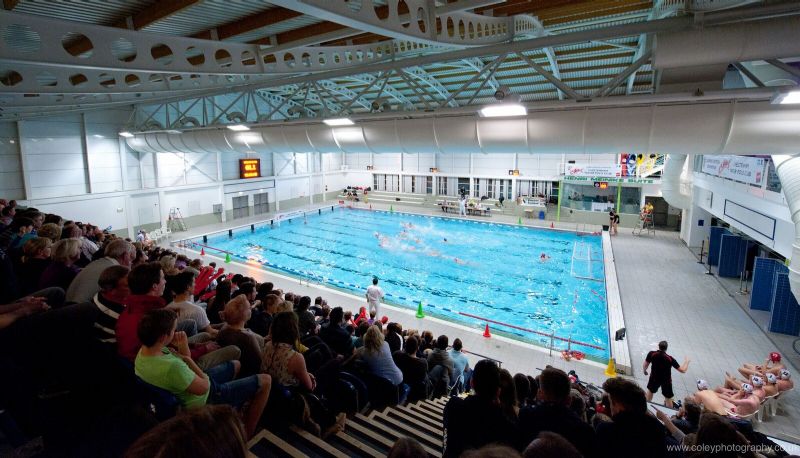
564 163 622 178
701 156 765 185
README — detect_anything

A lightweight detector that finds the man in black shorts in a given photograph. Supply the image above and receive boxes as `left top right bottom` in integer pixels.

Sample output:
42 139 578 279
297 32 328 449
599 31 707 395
643 340 690 408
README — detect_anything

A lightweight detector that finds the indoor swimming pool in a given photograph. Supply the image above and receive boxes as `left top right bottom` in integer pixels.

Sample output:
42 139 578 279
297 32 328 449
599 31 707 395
192 207 610 359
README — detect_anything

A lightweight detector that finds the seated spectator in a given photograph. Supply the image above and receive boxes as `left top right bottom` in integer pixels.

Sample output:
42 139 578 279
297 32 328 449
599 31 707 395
462 445 522 458
167 271 217 337
393 335 429 402
418 330 435 356
17 237 52 296
387 437 427 458
39 238 82 291
248 293 278 338
427 335 455 393
134 309 271 438
522 432 584 458
206 279 232 325
596 377 666 458
66 239 133 304
385 322 403 353
87 265 130 346
124 405 247 458
443 359 518 457
499 369 519 420
449 338 470 392
116 262 167 360
357 325 404 387
218 295 264 378
0 295 50 330
514 373 532 409
319 306 355 357
0 205 14 227
6 217 35 251
35 223 61 243
294 295 317 336
671 398 701 434
262 311 344 437
517 367 596 456
353 321 370 348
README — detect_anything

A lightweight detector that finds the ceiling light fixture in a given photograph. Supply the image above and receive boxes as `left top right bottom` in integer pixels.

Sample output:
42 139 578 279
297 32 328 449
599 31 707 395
772 89 800 105
479 103 527 118
323 118 354 126
119 131 134 138
165 129 182 134
227 124 250 131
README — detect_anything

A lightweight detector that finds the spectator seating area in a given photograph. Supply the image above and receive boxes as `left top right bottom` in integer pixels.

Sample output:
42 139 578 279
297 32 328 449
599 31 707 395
0 197 796 458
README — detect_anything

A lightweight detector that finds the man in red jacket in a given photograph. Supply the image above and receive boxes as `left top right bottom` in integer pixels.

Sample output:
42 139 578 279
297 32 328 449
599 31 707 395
116 262 166 360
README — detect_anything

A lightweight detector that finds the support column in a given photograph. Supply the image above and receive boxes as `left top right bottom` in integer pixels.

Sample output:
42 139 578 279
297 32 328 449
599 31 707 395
157 190 166 231
556 180 563 221
79 113 93 194
616 182 622 213
15 121 32 200
118 137 129 191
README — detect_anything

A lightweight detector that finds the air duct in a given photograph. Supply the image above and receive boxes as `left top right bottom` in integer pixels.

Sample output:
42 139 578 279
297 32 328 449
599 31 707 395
770 155 800 302
126 99 800 157
660 154 692 210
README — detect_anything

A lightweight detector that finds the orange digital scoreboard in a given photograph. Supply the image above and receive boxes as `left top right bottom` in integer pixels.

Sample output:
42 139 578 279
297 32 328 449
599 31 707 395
239 159 261 179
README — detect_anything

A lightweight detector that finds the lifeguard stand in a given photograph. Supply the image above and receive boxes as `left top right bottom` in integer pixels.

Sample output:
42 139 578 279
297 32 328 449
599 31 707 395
632 212 655 236
167 207 187 232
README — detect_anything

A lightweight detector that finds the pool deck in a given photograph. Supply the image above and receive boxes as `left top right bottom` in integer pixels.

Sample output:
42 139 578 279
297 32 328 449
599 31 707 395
168 198 800 442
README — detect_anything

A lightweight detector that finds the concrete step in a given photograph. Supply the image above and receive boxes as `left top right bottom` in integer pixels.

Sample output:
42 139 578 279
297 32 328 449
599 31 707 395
248 429 307 458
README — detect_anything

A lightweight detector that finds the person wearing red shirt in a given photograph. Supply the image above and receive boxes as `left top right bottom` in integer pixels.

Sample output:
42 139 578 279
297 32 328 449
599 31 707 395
116 262 166 361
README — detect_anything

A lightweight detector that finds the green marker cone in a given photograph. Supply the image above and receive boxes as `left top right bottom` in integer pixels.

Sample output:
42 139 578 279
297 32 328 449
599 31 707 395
225 253 231 263
416 301 425 319
518 217 522 225
390 205 394 212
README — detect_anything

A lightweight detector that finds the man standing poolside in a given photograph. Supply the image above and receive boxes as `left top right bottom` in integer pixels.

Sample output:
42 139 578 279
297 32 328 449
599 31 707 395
643 340 690 408
366 277 385 317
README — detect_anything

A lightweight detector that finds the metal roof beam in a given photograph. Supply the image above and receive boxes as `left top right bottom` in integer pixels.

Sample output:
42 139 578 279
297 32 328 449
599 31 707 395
517 51 582 100
592 50 653 97
766 58 800 79
733 63 766 88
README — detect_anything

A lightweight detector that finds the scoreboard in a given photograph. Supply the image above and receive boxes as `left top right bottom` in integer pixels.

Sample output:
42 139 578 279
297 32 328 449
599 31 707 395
239 159 261 179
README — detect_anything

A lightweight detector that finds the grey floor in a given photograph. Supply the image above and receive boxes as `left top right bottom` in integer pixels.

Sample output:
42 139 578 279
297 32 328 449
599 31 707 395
613 230 800 442
167 199 800 442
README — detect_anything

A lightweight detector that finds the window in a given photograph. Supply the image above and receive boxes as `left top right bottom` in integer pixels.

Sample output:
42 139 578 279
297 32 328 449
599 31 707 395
486 179 494 198
458 177 470 196
426 176 433 194
438 177 448 196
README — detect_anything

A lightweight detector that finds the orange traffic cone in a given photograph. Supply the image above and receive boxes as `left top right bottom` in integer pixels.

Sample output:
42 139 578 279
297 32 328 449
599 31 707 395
200 248 205 256
483 323 491 338
550 222 554 229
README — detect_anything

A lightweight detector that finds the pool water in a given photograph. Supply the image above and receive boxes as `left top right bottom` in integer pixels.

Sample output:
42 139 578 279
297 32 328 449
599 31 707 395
196 207 610 359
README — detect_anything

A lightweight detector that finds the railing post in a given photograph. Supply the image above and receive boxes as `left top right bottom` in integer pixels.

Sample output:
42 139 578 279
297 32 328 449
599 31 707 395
697 240 705 264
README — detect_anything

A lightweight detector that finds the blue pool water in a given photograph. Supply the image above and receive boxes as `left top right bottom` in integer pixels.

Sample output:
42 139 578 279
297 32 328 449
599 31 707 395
195 207 609 359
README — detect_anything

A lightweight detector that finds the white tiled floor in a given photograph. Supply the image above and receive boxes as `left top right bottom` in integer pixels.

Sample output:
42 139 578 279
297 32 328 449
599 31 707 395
167 199 799 442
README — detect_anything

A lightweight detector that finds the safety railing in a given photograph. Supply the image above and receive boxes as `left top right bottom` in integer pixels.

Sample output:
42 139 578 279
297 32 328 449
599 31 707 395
458 312 606 353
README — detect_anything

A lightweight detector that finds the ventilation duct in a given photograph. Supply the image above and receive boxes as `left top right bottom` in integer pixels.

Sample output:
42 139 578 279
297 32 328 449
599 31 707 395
771 155 800 303
127 100 800 156
660 154 692 210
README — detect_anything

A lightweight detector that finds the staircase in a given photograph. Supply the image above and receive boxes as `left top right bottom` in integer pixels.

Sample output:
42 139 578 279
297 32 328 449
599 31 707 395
248 396 449 457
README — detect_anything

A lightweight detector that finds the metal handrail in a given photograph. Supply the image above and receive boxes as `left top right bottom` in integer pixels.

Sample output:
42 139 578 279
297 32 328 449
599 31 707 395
458 311 605 351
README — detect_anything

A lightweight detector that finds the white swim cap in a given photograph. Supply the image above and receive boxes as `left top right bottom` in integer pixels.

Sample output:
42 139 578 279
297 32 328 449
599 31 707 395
780 369 791 380
697 379 710 391
750 375 764 387
766 373 777 384
741 383 753 394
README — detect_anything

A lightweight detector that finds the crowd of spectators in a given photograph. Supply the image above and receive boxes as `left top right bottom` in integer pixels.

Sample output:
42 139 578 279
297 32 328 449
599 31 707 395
0 198 793 457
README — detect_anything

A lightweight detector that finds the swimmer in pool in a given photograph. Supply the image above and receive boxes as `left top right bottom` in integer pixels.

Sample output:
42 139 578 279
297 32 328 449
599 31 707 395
540 253 550 262
454 257 466 265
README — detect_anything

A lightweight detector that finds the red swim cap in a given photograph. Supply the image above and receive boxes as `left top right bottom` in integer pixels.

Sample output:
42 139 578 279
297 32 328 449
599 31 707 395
770 352 781 362
380 316 389 324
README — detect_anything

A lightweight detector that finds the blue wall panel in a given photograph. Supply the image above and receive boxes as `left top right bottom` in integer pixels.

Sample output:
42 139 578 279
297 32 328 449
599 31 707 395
750 258 787 311
708 226 729 267
769 272 800 336
718 234 744 278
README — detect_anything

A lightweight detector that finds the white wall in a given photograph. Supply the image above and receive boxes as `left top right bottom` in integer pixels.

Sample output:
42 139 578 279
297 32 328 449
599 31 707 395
692 172 793 256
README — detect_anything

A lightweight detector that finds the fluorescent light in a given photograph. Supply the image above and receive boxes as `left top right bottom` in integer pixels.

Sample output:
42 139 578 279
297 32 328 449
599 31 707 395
227 124 250 131
165 129 182 134
479 103 527 117
772 90 800 105
119 131 134 138
324 118 354 126
92 134 104 138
